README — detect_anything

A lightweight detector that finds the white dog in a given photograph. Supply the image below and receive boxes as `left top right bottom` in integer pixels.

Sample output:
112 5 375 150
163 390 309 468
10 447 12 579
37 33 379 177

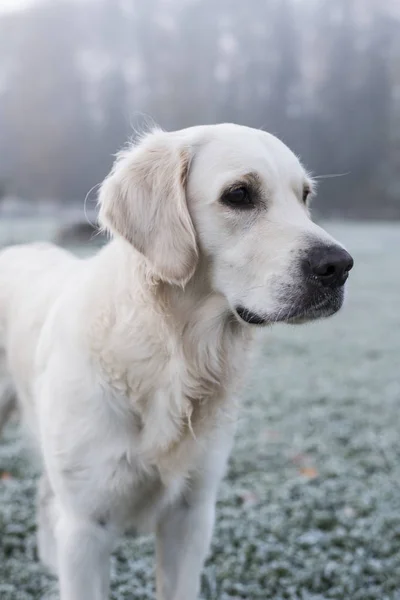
0 124 353 600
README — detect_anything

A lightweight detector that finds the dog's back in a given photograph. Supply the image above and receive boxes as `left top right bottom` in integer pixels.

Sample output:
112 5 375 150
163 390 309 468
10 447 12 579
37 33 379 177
0 242 79 436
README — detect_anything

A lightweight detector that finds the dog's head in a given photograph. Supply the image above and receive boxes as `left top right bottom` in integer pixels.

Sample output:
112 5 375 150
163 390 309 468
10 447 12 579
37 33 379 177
98 124 353 325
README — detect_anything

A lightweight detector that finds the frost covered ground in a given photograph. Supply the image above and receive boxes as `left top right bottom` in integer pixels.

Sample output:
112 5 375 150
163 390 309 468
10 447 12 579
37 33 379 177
0 221 400 599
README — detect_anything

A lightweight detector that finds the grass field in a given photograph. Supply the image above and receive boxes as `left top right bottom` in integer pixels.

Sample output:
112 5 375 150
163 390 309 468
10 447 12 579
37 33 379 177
0 221 400 599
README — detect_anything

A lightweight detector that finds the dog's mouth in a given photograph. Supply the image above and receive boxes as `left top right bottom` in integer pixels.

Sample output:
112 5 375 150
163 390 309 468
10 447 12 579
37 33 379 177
234 288 344 327
234 306 268 326
282 289 344 324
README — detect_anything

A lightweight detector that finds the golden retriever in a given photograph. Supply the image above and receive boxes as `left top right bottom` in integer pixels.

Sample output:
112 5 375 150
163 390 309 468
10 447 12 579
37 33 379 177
0 124 353 600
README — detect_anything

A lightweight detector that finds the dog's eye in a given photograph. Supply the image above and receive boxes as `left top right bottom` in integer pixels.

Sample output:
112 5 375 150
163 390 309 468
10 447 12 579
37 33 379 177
302 187 311 203
221 186 252 208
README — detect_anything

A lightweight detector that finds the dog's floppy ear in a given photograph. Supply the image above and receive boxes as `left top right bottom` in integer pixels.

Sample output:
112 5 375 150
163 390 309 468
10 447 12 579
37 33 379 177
98 129 197 285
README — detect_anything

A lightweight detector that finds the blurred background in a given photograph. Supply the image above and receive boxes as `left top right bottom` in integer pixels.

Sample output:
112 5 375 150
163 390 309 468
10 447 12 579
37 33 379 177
0 0 399 234
1 2 400 599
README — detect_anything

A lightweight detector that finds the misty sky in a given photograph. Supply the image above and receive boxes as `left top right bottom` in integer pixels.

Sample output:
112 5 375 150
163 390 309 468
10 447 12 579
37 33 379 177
0 0 398 218
0 0 37 14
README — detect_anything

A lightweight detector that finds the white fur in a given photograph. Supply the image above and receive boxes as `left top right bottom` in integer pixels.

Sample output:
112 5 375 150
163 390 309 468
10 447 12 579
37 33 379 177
0 124 348 600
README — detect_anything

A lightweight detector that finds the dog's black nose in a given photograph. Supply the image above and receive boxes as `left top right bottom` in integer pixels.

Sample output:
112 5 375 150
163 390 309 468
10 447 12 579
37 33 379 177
305 245 354 288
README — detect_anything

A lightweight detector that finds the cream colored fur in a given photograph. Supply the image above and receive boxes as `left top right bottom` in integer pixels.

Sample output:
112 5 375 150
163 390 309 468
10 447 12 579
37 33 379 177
0 124 349 600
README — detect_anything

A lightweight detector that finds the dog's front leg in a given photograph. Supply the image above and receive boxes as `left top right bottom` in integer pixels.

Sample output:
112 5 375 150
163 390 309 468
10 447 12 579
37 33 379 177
156 494 216 600
56 511 114 600
155 424 235 600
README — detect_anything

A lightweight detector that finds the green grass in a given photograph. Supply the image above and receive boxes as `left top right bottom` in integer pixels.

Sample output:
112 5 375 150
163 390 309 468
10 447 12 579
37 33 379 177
1 221 400 599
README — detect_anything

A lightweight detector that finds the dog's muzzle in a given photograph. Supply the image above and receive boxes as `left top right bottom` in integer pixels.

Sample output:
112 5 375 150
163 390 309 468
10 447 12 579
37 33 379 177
234 244 354 326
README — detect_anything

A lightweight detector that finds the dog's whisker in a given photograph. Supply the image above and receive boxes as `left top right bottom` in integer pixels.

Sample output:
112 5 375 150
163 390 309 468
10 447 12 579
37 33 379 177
313 172 351 180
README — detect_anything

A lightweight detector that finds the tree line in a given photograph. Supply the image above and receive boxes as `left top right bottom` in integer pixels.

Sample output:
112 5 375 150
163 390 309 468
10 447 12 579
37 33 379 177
0 0 399 218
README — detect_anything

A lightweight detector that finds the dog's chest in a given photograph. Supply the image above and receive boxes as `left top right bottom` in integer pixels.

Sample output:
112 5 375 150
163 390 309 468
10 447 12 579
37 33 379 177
132 351 226 468
98 383 216 531
100 327 232 460
95 311 246 505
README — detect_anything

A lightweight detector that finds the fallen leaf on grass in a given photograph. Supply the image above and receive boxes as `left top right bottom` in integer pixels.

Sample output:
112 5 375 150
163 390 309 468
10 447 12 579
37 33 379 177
299 466 318 479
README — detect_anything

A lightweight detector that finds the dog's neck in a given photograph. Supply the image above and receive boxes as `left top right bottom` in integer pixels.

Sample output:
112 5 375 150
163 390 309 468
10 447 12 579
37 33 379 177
107 237 236 334
97 239 254 392
159 258 228 328
91 239 255 462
